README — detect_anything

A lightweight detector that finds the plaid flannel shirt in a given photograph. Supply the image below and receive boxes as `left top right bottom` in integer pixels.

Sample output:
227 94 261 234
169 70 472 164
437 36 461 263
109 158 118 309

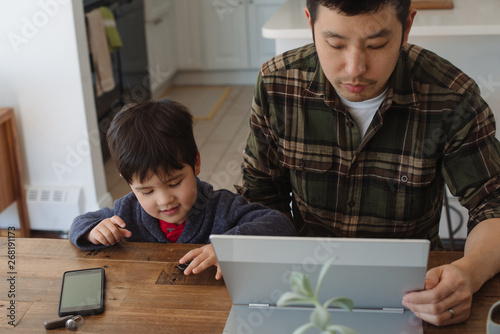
240 43 500 250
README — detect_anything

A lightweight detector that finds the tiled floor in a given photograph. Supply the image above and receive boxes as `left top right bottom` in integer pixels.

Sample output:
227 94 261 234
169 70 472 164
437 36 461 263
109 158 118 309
105 85 254 201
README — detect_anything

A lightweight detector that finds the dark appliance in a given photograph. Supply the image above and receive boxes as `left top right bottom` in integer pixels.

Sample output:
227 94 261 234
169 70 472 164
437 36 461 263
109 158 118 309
84 0 150 160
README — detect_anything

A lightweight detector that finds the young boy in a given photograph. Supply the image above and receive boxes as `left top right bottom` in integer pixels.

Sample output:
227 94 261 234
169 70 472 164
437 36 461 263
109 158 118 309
69 99 296 279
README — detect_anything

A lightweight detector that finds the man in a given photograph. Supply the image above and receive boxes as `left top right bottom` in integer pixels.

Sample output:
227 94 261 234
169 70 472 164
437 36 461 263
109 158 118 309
239 0 500 326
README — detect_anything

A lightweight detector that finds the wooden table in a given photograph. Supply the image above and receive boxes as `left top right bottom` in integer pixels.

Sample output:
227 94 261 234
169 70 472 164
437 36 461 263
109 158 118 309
1 238 499 333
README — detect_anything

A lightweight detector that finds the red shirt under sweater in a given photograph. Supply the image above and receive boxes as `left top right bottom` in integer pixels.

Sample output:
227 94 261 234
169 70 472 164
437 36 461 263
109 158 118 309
159 220 186 243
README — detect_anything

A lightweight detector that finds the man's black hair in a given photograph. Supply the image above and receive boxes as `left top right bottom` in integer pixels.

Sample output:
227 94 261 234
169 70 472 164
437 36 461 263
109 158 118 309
306 0 411 39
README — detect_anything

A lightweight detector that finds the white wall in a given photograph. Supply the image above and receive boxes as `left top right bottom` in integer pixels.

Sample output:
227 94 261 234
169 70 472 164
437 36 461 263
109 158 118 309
407 35 500 122
0 0 112 229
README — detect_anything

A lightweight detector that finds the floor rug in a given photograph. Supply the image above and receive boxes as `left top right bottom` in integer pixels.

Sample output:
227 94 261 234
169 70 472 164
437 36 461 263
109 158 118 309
159 86 231 120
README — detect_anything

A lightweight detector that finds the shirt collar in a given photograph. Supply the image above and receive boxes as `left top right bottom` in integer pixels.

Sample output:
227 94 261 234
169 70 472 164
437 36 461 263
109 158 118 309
389 47 419 107
302 53 339 109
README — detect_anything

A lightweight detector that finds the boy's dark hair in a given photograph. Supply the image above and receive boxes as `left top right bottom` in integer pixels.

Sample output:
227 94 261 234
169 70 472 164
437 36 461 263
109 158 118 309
107 99 198 184
306 0 411 32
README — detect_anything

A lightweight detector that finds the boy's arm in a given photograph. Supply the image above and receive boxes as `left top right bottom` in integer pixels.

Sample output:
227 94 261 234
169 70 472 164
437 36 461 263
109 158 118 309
221 194 296 237
180 196 297 280
179 244 222 280
88 215 132 246
69 207 116 250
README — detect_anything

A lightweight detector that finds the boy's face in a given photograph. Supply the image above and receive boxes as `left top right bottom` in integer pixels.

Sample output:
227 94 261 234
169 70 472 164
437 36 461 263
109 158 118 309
129 154 201 225
306 4 416 102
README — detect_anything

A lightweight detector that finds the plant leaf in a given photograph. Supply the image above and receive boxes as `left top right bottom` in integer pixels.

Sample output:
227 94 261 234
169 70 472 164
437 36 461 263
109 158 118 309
326 324 358 334
315 256 338 297
290 271 314 297
277 291 315 307
292 322 316 334
309 305 331 330
323 297 354 311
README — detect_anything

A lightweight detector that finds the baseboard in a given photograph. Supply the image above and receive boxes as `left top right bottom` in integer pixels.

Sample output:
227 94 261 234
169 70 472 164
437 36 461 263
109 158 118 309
98 191 113 209
151 77 175 100
172 69 259 86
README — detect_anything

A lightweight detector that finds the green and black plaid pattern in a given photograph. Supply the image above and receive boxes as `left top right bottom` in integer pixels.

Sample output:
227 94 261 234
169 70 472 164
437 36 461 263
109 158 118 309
240 43 500 250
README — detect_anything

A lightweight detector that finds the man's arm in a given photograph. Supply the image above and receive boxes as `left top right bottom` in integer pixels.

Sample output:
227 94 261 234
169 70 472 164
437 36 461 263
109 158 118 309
403 218 500 326
457 218 500 292
239 72 292 216
402 80 500 325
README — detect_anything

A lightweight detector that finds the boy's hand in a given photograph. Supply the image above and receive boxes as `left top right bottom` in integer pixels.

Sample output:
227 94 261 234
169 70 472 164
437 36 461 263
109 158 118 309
88 215 132 246
179 244 222 280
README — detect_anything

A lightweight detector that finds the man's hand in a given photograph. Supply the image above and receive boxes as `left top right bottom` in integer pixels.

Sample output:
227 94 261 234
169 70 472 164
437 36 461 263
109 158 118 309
179 244 222 280
88 215 132 246
402 264 473 326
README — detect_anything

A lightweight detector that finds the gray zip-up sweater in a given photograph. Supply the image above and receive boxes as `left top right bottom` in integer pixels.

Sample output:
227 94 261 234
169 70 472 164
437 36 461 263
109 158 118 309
69 178 296 250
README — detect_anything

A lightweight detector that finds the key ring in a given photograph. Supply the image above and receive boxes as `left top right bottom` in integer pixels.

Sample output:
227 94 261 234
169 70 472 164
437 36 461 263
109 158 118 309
65 315 84 330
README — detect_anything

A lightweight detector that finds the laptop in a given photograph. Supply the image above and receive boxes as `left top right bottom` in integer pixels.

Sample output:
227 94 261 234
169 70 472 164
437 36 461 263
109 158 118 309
210 235 430 334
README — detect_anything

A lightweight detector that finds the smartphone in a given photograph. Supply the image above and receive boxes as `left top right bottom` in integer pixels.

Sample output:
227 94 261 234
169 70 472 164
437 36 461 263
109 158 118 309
58 267 105 317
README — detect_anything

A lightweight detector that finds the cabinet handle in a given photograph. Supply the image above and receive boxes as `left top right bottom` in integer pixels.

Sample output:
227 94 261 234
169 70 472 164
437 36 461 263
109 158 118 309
212 0 246 13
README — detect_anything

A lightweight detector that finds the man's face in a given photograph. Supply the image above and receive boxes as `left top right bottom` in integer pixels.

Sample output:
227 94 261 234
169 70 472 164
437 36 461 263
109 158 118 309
306 4 415 102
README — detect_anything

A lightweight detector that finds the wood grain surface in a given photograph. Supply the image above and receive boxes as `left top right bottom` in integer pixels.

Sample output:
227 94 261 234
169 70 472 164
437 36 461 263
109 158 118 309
412 0 454 10
1 238 498 333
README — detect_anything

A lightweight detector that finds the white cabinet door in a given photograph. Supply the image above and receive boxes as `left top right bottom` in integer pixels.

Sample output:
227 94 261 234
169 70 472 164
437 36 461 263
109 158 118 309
144 0 177 95
247 0 286 68
200 0 249 69
174 0 203 70
174 0 286 71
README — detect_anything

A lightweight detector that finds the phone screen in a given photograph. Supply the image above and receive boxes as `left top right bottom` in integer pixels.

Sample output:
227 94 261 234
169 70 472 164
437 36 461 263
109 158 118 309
58 268 105 316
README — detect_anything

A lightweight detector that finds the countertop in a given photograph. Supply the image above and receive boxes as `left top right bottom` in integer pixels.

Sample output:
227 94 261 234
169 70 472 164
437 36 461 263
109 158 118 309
263 0 500 39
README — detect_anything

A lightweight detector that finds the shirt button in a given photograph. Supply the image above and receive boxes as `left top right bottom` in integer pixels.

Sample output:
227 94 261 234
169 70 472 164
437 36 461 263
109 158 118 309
401 175 408 183
346 121 354 128
348 201 355 207
298 160 305 169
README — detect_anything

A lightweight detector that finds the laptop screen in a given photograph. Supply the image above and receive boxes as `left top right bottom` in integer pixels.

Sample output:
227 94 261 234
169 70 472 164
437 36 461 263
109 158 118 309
210 235 430 309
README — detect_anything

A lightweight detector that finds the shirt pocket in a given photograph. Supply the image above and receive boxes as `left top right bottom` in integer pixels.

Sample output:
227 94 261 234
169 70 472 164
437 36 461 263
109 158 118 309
283 147 347 212
364 154 439 223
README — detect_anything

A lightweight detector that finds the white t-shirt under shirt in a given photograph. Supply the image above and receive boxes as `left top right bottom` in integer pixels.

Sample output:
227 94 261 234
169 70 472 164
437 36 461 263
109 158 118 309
338 88 388 138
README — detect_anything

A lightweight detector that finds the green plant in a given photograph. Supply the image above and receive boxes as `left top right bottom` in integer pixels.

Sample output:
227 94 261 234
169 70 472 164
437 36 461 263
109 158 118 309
276 257 357 334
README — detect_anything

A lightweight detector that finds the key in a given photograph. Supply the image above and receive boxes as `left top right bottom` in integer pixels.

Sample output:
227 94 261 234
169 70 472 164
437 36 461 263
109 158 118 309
177 260 192 271
44 315 84 330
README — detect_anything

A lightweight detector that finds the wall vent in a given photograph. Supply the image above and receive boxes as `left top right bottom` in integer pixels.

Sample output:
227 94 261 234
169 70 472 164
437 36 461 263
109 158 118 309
26 186 84 232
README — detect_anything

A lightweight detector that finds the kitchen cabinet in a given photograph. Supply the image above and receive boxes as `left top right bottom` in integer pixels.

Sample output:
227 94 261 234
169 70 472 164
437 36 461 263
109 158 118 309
176 0 285 71
247 0 286 68
200 0 249 70
144 0 177 97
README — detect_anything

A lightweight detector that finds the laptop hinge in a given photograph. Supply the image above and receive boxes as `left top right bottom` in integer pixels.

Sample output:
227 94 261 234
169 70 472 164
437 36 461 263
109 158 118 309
245 304 406 313
381 308 405 313
249 303 271 308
